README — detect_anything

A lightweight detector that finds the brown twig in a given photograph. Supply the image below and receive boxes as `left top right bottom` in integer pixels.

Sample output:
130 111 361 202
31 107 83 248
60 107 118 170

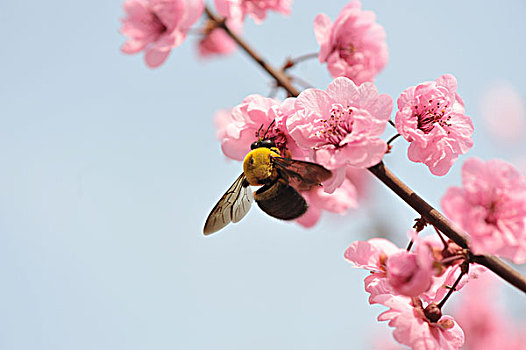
204 5 526 294
204 6 299 97
368 162 526 293
284 52 319 70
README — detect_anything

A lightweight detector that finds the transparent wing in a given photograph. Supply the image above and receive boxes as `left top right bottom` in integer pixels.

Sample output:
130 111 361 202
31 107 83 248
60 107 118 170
272 157 333 191
203 173 253 235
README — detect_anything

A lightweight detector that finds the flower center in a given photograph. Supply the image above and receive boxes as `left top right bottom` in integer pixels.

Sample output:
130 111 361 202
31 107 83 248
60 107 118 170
339 42 357 61
414 99 451 134
484 201 499 225
316 104 354 146
144 11 168 36
254 122 290 156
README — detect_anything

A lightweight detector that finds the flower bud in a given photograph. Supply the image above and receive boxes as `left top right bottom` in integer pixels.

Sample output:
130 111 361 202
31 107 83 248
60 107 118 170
424 302 442 323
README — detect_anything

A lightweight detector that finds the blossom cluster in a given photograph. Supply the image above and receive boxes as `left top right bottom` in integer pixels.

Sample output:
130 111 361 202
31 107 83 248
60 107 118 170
215 77 389 226
344 235 480 349
120 0 293 66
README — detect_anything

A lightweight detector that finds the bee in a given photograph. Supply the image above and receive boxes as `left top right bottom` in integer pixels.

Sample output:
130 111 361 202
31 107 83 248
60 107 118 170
203 124 332 235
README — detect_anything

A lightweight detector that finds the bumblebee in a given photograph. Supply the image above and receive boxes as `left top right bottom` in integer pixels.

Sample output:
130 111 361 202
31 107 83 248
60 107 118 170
203 137 332 235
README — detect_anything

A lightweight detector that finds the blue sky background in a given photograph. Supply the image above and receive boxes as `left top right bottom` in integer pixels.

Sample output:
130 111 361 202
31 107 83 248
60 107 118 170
0 1 525 349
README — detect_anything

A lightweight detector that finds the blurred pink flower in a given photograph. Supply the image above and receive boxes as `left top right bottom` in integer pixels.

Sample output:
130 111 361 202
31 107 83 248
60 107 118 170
120 0 204 68
345 167 371 202
286 77 392 191
197 19 241 58
453 273 526 350
313 0 388 85
395 74 473 176
214 0 292 24
213 108 233 140
296 178 357 228
378 296 465 350
480 81 526 143
442 158 526 263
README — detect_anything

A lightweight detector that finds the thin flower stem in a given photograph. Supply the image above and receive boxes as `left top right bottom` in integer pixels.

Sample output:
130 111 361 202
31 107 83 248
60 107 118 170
287 52 319 67
437 270 466 309
386 133 401 146
433 226 448 249
207 5 526 295
440 255 464 265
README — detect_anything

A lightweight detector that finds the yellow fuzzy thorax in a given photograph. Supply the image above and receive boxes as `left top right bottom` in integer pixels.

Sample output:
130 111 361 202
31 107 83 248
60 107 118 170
243 147 280 186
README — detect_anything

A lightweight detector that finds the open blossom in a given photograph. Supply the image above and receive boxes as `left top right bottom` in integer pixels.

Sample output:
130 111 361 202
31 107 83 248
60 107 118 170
214 0 292 24
197 19 241 58
378 296 464 350
296 178 357 228
345 236 480 305
345 238 435 299
286 77 392 191
313 0 388 85
395 74 473 176
215 95 304 161
120 0 204 68
442 158 526 263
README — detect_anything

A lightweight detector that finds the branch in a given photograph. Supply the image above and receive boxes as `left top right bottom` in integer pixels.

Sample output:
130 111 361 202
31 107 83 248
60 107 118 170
369 162 526 293
204 7 299 97
204 6 526 294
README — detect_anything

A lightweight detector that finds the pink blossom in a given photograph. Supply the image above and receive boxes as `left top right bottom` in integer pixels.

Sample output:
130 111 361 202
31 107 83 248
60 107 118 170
345 238 435 298
378 296 465 350
216 95 303 161
344 238 400 272
442 158 526 263
286 77 392 191
120 0 204 68
313 1 388 85
395 74 474 175
385 247 434 297
345 236 478 304
480 81 526 143
453 273 526 350
197 19 241 58
296 178 357 228
214 0 292 24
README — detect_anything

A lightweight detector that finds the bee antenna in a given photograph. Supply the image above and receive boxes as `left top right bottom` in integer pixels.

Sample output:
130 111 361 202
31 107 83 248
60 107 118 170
256 124 264 139
263 120 276 140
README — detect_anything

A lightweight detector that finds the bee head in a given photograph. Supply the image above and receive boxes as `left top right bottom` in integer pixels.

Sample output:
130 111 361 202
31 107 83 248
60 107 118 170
250 139 276 150
251 120 277 150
